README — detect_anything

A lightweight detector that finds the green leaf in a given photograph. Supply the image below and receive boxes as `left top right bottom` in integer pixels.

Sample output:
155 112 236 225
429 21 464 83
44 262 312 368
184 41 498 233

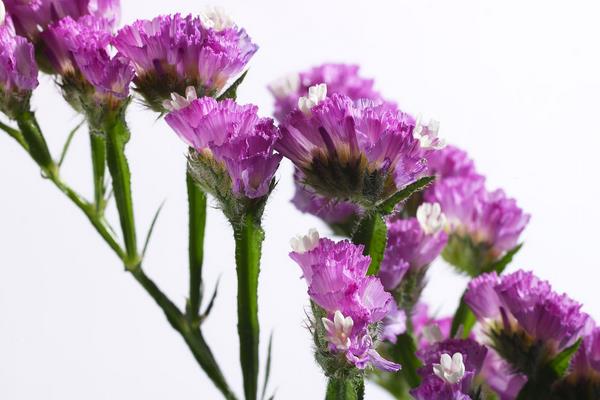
200 276 221 323
89 130 107 213
450 294 477 338
377 176 435 215
549 338 582 377
0 119 27 149
142 200 165 257
59 119 85 166
104 114 138 266
351 212 387 275
16 110 55 171
233 211 264 400
261 332 274 400
487 243 523 274
388 333 422 388
218 70 248 101
186 171 207 320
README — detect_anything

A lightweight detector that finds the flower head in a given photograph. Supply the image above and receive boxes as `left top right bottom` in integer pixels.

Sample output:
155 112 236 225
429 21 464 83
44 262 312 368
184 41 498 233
480 350 527 400
412 303 453 348
42 15 133 111
165 97 281 203
278 86 433 208
465 270 591 366
3 0 120 43
378 215 447 291
113 13 257 112
269 63 384 122
425 175 529 273
0 22 38 117
411 338 487 400
289 232 399 372
426 145 478 181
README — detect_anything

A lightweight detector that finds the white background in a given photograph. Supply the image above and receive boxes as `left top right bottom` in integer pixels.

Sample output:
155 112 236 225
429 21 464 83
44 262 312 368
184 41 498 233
1 0 600 399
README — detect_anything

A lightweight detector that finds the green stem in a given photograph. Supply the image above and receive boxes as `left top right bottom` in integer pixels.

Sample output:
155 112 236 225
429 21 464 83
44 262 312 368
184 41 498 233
325 377 363 400
7 112 236 399
90 131 107 214
351 211 387 275
16 110 55 171
233 212 264 400
131 268 237 400
49 175 125 260
186 170 207 324
103 114 138 266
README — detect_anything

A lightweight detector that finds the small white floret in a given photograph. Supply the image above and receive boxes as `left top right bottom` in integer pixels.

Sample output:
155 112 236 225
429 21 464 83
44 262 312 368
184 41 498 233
298 83 327 115
322 310 354 351
162 86 198 112
413 115 446 150
422 323 444 344
416 202 447 235
433 352 466 384
199 6 234 31
290 228 320 253
269 73 300 98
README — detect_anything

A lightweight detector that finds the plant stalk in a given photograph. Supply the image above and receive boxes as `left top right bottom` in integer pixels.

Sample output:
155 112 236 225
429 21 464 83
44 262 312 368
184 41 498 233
186 170 207 324
233 211 264 400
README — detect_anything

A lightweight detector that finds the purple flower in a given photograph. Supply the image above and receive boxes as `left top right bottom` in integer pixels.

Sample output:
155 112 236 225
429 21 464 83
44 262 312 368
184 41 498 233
411 338 487 400
291 169 360 226
426 145 479 181
0 21 38 116
165 97 281 200
3 0 120 43
278 87 435 208
42 15 133 105
113 11 257 111
465 270 591 354
571 327 600 376
379 208 448 291
289 230 400 372
480 350 527 400
269 63 385 122
412 302 453 348
425 175 529 270
381 305 407 343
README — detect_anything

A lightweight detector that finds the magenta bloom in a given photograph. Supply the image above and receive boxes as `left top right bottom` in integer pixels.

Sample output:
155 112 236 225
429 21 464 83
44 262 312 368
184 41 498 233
379 217 447 291
411 303 453 348
571 327 600 376
411 338 488 400
278 90 433 207
0 22 38 116
289 234 399 372
465 270 591 353
113 13 257 111
42 15 133 104
3 0 120 43
165 97 282 200
426 145 478 181
269 63 384 122
426 175 529 264
480 350 527 400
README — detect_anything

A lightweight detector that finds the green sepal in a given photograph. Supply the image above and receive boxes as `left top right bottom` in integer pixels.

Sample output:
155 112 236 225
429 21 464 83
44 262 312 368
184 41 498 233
218 71 249 101
488 243 523 274
549 339 582 377
351 212 387 275
450 293 477 338
376 176 435 215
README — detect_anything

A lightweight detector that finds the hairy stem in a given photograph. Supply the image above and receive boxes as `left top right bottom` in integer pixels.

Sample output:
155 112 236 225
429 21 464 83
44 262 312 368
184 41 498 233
186 170 207 324
90 131 107 214
233 211 264 400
